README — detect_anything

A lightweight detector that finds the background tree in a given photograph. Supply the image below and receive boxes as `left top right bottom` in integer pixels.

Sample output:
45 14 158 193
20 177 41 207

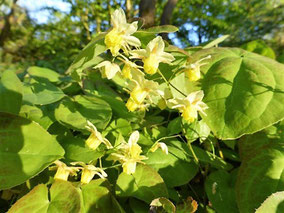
0 0 283 73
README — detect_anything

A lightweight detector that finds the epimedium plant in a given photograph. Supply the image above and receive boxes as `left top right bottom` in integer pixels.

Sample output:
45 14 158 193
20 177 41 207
1 7 284 213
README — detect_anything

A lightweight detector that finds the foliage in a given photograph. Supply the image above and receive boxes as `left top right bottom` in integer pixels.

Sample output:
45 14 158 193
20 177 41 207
1 6 284 213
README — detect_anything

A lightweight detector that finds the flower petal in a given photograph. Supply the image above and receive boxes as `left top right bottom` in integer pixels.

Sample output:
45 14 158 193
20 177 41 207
128 131 140 146
111 8 127 28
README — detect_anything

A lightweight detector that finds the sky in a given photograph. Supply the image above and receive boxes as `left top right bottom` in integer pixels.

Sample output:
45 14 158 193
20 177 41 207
18 0 71 23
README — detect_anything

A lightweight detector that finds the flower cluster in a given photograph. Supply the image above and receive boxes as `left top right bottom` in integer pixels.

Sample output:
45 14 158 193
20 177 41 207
50 8 211 185
96 8 210 122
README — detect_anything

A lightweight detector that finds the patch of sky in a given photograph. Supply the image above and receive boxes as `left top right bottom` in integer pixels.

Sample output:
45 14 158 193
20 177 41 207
18 0 71 24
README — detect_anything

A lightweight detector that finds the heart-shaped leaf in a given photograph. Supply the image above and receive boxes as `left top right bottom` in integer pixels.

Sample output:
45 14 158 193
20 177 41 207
192 47 284 139
116 164 168 203
236 131 284 213
8 181 82 213
145 141 198 187
0 112 64 190
81 179 125 213
55 95 112 131
23 78 65 105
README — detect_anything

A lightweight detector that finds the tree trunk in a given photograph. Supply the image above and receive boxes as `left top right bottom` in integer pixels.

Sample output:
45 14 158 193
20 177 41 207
160 0 178 40
139 0 156 28
0 0 18 47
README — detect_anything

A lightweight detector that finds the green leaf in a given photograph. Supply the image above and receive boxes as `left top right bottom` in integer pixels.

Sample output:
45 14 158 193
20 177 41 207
61 137 104 163
107 118 132 137
74 95 112 130
81 179 125 213
205 170 238 213
0 70 22 114
167 117 182 135
168 140 232 170
55 95 112 131
145 142 198 187
192 47 284 139
236 132 284 213
144 25 179 33
8 181 82 213
116 164 168 203
67 37 106 81
185 119 211 143
203 35 230 49
23 78 65 105
54 97 87 130
98 94 138 122
241 40 276 59
255 191 284 213
129 198 149 213
169 73 199 99
20 104 54 129
0 112 64 190
27 66 61 82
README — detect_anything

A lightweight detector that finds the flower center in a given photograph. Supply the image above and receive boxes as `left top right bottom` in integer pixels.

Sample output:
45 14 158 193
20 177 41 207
105 28 124 56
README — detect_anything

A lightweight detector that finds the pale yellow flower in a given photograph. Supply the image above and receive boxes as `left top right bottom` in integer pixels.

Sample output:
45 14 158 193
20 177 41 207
107 131 147 174
71 162 107 184
85 121 113 150
49 160 79 181
183 55 211 81
150 142 169 155
105 8 141 56
130 36 174 75
118 54 144 80
126 75 159 111
168 90 208 123
95 61 121 79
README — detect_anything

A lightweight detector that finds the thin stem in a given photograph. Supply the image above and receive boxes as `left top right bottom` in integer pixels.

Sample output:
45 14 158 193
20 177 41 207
155 134 181 143
216 140 224 159
157 70 187 97
103 164 122 170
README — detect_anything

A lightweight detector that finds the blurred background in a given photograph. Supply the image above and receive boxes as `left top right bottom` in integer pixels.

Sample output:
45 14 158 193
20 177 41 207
1 0 284 73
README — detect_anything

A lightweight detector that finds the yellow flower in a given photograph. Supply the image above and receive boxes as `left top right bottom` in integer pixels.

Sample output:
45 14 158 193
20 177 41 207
49 160 79 181
130 36 174 75
183 55 211 81
71 162 107 184
107 131 147 175
85 121 113 150
118 55 144 80
95 61 121 79
125 97 139 112
105 8 141 56
150 142 169 155
125 75 159 111
169 90 208 123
